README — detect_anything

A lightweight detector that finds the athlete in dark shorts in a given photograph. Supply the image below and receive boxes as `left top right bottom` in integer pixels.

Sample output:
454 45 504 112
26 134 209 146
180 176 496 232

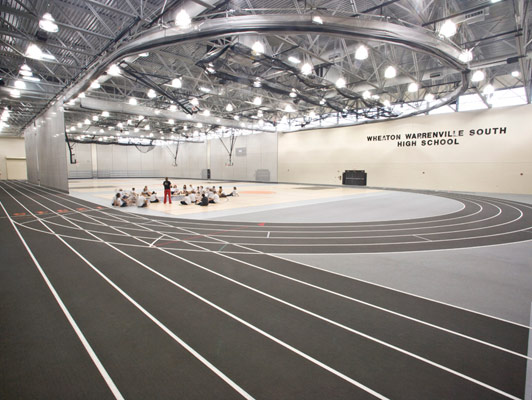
163 177 172 204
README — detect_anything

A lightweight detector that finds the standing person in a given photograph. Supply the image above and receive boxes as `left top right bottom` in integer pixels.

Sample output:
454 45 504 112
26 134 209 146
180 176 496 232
163 177 172 204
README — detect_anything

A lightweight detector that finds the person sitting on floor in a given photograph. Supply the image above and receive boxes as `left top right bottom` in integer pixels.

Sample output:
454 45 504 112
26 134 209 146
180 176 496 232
227 186 239 197
180 192 192 205
149 191 159 203
209 192 220 204
189 192 196 204
218 186 227 198
126 188 138 206
112 192 127 207
137 193 148 208
142 186 150 196
197 193 209 206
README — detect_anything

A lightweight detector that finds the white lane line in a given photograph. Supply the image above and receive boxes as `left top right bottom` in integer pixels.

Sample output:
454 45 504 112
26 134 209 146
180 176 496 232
270 253 532 329
1 185 256 400
18 181 532 335
38 187 521 399
150 235 165 247
0 199 124 400
11 185 393 398
174 226 532 360
413 234 431 242
26 184 528 243
120 222 526 398
267 231 270 238
24 181 532 334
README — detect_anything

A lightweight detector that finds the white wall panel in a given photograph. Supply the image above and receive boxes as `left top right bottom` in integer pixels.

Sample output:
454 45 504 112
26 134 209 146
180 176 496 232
210 133 277 182
0 138 26 180
279 105 532 194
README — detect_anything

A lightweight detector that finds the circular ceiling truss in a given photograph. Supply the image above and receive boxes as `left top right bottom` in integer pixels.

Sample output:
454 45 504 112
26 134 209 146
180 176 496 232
63 14 470 138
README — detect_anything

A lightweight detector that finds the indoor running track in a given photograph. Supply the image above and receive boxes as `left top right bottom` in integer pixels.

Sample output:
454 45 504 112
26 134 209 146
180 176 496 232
1 180 531 400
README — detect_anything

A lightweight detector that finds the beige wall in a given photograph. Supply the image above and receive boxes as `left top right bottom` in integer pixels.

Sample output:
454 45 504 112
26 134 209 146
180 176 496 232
0 137 26 180
278 105 532 194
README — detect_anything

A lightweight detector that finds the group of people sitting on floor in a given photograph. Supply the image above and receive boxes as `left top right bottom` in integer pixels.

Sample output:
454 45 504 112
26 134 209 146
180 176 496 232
178 185 239 206
112 186 159 208
112 183 238 208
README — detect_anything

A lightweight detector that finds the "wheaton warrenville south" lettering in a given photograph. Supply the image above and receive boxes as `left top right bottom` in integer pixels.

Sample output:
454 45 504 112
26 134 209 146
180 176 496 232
366 126 507 148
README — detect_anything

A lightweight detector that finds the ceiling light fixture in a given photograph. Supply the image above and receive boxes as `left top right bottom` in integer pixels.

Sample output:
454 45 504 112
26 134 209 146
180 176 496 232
147 89 157 98
190 97 199 106
355 45 368 60
301 62 313 75
102 111 109 117
10 89 20 98
408 82 419 92
14 80 26 90
25 43 44 60
289 89 297 98
253 96 262 106
169 104 177 112
171 78 182 88
252 41 265 55
288 56 301 64
363 90 371 99
312 16 323 24
425 93 435 102
284 104 295 113
439 20 457 38
129 97 138 105
203 110 210 117
107 64 121 76
175 10 191 28
225 103 234 112
471 70 485 82
384 66 397 79
90 80 101 89
511 70 520 78
39 13 59 33
459 49 473 63
139 52 149 57
335 77 346 88
19 64 32 76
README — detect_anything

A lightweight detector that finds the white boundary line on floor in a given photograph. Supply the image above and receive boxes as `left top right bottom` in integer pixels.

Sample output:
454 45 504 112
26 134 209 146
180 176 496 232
22 184 532 396
1 182 257 400
21 181 532 331
20 184 523 399
4 182 388 400
0 197 125 400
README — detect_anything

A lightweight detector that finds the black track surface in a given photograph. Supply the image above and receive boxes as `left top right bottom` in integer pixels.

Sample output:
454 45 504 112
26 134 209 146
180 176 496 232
1 181 530 400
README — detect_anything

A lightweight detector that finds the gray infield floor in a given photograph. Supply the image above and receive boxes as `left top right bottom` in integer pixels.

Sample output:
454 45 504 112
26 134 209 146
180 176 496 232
1 180 531 400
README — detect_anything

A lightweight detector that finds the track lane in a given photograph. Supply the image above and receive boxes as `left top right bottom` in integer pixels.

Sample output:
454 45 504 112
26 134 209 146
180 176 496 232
7 183 528 398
